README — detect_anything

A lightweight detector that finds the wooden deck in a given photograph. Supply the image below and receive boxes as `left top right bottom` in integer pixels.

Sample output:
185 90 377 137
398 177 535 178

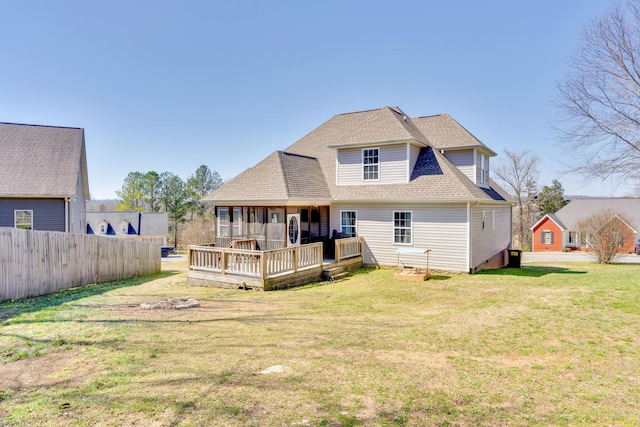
187 237 363 290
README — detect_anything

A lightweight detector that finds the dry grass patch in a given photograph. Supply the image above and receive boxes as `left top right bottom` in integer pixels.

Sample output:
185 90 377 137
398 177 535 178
1 261 640 425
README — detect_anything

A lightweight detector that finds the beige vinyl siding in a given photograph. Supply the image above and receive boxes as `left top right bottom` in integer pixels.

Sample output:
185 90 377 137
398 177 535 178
336 144 408 185
330 203 469 272
443 150 475 183
470 205 511 268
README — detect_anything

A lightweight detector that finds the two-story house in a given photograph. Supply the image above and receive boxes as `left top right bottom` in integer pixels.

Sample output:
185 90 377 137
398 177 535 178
204 106 512 273
0 122 89 233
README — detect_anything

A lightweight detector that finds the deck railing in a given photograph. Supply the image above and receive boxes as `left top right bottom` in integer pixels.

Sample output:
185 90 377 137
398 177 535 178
335 237 362 261
189 242 324 279
214 237 284 251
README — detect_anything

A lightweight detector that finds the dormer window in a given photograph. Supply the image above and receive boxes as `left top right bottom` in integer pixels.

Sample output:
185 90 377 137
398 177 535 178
363 148 379 181
120 221 129 234
99 221 108 234
480 153 487 184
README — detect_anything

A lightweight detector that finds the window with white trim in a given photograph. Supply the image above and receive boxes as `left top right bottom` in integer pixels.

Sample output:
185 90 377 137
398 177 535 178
340 211 357 237
120 221 129 234
363 148 379 180
14 210 33 230
394 211 412 244
232 207 242 237
99 221 108 234
480 153 486 184
218 208 230 237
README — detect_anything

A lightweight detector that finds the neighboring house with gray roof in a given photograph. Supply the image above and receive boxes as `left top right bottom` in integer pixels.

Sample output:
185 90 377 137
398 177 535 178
532 198 640 253
0 122 89 233
86 212 168 246
204 106 514 273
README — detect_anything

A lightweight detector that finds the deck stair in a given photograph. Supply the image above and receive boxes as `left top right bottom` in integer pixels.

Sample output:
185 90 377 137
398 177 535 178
323 266 349 281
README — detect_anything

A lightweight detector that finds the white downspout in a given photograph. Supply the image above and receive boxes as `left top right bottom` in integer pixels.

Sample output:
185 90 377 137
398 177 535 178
467 202 471 272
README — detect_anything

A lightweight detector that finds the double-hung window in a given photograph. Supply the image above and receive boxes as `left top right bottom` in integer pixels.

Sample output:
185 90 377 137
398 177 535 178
15 210 33 230
340 211 357 237
218 208 230 237
394 211 412 244
363 148 379 181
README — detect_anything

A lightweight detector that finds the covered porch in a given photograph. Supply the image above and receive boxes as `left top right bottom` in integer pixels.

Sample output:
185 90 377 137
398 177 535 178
214 205 332 252
187 237 363 290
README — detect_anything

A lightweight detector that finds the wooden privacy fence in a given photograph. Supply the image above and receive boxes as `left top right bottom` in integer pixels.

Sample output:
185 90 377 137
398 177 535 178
0 227 161 302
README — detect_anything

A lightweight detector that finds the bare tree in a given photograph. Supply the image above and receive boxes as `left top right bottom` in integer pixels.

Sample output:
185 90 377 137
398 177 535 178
493 149 540 250
576 210 634 263
555 0 640 183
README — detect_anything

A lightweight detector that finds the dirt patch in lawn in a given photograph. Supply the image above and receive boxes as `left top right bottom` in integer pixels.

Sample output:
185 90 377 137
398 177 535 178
0 350 95 390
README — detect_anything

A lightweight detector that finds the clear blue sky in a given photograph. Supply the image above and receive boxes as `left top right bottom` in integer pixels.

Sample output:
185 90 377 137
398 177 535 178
1 0 630 199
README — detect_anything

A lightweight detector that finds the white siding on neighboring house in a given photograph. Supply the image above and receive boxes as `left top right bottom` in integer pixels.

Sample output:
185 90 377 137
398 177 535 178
336 144 408 185
330 203 469 272
443 150 475 183
470 205 511 268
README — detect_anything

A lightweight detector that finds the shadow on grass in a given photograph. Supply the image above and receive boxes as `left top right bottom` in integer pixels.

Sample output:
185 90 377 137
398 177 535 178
477 266 587 277
0 271 181 321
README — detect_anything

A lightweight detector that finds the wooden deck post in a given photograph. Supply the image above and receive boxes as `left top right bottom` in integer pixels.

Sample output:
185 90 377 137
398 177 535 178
293 247 298 273
260 251 267 280
221 250 227 276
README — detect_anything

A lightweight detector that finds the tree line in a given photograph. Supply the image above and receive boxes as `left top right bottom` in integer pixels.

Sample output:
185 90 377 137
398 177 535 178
115 165 222 247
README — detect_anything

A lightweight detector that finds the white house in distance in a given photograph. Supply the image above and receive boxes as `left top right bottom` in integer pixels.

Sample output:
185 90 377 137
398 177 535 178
203 106 513 273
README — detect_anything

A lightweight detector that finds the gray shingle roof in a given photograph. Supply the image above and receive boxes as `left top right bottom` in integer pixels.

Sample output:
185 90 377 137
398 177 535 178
206 106 510 204
205 151 331 203
412 114 497 155
555 198 640 230
0 123 89 199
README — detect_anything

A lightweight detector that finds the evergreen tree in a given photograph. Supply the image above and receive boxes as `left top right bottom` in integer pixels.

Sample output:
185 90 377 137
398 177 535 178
186 165 222 217
115 171 145 212
160 172 189 248
537 179 569 216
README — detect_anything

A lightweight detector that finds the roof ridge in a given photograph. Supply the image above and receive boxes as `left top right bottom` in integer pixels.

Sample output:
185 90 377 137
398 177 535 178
336 107 383 116
413 113 448 120
330 107 386 144
0 122 83 130
277 151 292 198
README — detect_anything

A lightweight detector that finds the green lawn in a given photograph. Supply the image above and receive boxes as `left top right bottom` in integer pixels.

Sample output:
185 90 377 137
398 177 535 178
1 262 639 426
